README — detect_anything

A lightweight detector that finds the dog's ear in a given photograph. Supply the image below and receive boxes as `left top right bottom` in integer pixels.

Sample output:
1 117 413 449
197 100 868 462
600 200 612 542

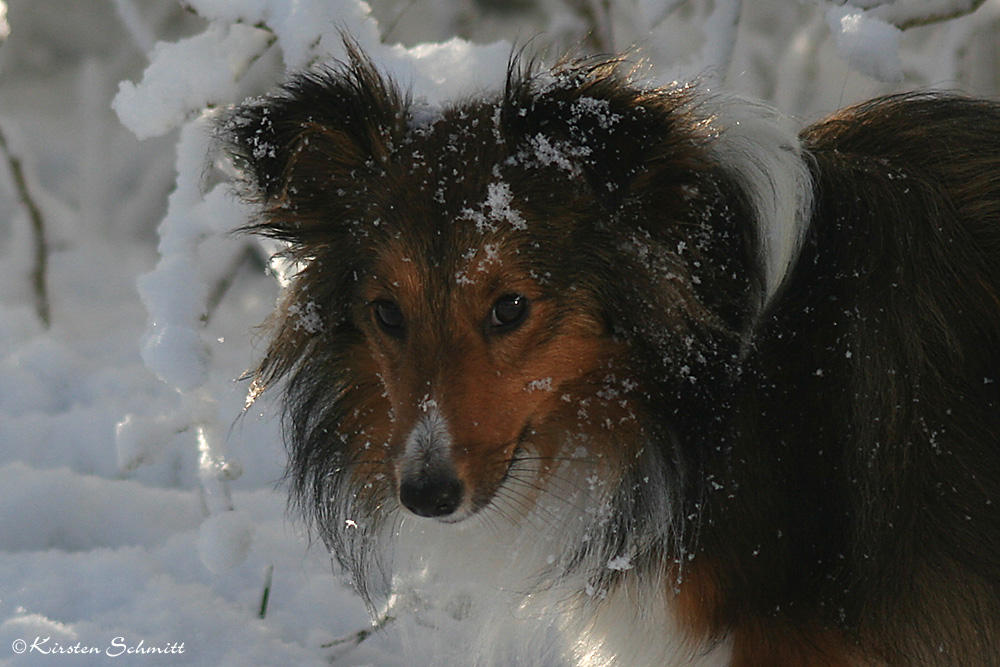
219 43 406 245
501 57 702 209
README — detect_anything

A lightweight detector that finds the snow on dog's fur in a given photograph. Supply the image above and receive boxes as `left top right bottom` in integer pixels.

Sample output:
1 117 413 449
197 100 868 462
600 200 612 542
220 44 1000 666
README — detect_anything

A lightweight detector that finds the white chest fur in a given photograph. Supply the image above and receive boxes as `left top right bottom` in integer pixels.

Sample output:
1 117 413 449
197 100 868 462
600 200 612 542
378 504 730 667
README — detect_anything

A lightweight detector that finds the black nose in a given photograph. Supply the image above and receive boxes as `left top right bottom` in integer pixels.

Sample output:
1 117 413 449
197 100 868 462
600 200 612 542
398 471 464 518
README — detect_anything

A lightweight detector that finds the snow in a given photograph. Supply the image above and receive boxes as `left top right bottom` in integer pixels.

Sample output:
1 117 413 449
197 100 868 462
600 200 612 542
113 24 274 140
825 5 904 83
606 556 634 572
196 510 256 573
1 0 998 665
482 181 527 231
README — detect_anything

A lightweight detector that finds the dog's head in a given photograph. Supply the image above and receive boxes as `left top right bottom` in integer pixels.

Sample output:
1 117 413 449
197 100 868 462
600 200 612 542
220 45 755 557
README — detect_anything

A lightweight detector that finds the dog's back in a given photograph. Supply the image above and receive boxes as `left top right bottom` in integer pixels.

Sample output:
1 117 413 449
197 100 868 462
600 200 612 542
791 95 1000 665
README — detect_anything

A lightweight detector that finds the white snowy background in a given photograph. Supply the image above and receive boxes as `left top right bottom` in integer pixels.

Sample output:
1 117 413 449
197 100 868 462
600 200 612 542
0 1 997 665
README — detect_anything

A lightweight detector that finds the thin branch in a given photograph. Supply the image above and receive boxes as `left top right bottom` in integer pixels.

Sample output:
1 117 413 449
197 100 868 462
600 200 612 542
699 0 743 79
869 0 989 30
111 0 156 53
0 119 50 328
381 0 422 43
258 564 274 619
322 612 395 660
562 0 616 52
203 244 259 325
640 0 689 29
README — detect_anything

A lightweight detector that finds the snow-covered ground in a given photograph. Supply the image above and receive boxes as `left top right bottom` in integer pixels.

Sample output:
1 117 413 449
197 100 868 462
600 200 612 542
0 1 998 665
0 232 382 666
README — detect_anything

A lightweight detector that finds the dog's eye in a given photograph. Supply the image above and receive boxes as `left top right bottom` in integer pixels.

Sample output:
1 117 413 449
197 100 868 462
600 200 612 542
490 294 529 330
373 300 405 336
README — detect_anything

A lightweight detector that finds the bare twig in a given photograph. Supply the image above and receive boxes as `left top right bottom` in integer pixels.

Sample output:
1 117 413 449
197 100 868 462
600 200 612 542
322 612 395 660
203 244 259 325
0 119 50 328
111 0 156 53
258 564 274 619
641 0 688 29
869 0 989 30
562 0 616 52
699 0 743 79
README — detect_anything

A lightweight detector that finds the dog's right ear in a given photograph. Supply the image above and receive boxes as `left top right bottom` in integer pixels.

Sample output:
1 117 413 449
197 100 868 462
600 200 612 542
218 45 406 246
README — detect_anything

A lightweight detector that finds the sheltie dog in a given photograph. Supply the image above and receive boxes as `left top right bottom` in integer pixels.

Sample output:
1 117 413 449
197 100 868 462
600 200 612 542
219 44 1000 666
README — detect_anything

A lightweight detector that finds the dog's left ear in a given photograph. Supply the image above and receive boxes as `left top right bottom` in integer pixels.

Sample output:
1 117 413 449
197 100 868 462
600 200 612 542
500 58 702 209
218 43 406 246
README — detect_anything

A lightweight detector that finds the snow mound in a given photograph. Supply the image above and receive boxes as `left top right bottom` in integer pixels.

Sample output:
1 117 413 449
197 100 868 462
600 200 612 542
826 6 903 83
